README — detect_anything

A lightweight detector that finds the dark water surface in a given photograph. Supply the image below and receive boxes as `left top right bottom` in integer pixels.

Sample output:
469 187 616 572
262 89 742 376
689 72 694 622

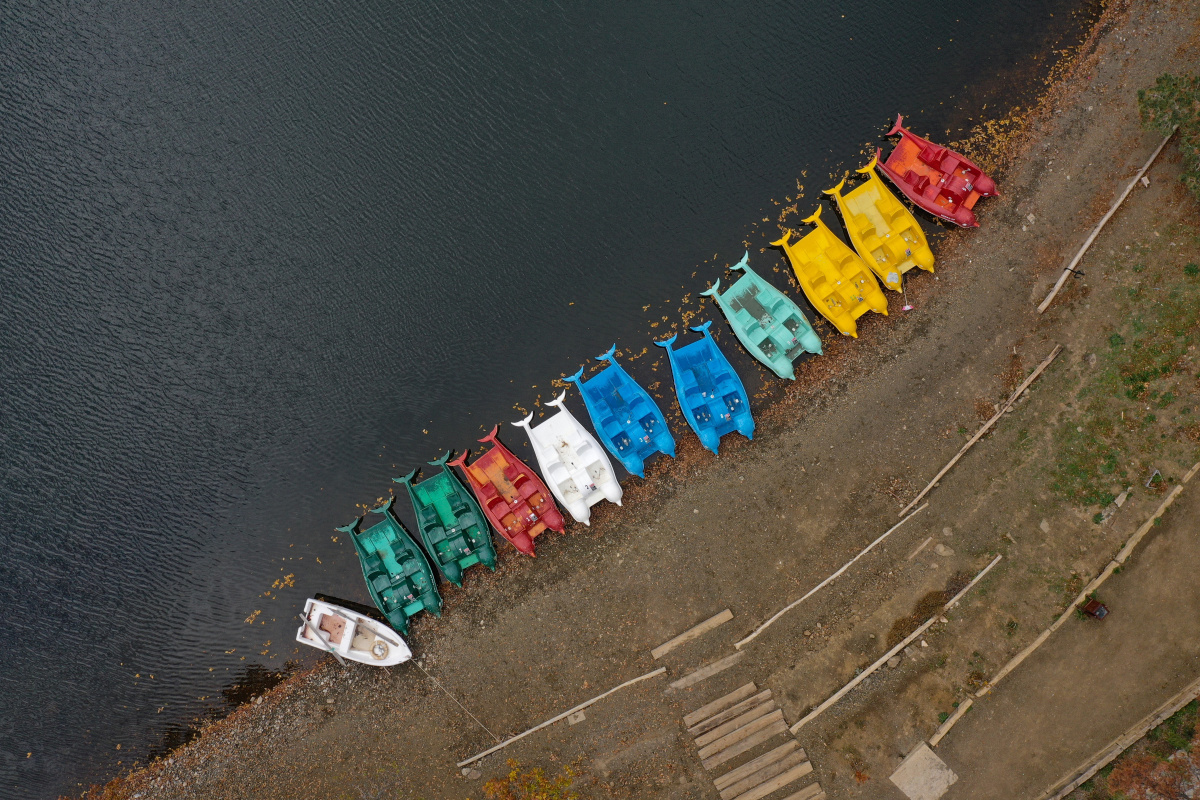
2 1 1093 796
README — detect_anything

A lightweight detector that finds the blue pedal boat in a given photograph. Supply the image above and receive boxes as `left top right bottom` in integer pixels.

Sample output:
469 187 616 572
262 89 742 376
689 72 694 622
701 251 822 380
655 322 754 454
564 345 676 478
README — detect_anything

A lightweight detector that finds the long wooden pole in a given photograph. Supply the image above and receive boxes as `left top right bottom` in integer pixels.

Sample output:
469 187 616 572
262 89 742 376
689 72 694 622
1037 127 1177 313
789 555 1002 734
899 345 1062 517
456 667 667 767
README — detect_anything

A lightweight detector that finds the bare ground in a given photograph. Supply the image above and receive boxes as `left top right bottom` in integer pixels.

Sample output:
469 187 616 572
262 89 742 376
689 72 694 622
87 1 1200 798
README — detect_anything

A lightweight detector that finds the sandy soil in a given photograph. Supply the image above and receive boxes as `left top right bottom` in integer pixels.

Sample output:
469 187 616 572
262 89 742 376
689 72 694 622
82 1 1200 798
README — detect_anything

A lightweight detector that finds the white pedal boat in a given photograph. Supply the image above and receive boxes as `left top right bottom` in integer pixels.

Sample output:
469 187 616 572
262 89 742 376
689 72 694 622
295 598 413 667
513 391 622 525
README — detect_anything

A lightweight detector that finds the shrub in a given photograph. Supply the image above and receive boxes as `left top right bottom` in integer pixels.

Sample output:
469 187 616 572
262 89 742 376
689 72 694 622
483 759 579 800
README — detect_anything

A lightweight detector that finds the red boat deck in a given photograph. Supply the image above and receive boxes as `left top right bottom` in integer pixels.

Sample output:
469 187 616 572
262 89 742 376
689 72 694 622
448 427 565 556
879 115 997 228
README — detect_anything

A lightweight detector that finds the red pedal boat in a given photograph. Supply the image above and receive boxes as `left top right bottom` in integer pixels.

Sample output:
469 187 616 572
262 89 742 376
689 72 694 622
447 426 566 556
879 114 997 228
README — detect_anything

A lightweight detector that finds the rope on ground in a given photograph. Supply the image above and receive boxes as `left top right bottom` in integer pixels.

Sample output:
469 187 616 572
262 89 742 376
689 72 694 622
456 667 667 767
734 503 929 650
899 344 1063 517
789 554 1003 734
413 661 501 743
928 461 1200 748
1037 126 1178 313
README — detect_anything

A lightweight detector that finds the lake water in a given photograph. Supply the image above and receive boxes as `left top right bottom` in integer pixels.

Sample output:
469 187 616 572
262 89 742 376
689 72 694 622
0 1 1093 796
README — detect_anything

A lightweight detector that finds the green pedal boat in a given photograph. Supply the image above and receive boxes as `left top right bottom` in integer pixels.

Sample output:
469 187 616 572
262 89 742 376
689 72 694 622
339 497 442 635
701 251 822 380
396 452 498 586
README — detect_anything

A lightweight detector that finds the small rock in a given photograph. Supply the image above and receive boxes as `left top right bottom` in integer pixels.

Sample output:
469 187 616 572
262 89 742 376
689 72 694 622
1087 352 1097 366
568 710 587 725
934 543 955 557
1040 519 1051 533
940 617 949 624
942 526 953 537
803 630 812 637
887 656 902 669
1026 213 1036 224
693 509 699 514
462 768 472 776
920 640 928 648
1115 489 1130 508
468 769 482 780
869 633 876 639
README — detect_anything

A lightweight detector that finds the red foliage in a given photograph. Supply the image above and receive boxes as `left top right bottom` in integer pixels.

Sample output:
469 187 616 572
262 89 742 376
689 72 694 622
1106 753 1186 800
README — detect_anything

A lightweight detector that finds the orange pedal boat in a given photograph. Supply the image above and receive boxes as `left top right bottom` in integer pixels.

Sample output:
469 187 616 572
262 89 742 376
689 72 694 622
879 114 997 228
448 426 565 556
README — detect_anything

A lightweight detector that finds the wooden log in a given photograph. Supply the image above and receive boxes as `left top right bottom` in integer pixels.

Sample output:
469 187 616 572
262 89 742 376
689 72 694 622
698 710 784 759
652 609 734 659
669 651 746 690
780 783 825 800
688 690 773 736
728 761 813 800
683 683 756 728
719 753 809 800
701 721 789 770
694 701 777 748
713 741 802 791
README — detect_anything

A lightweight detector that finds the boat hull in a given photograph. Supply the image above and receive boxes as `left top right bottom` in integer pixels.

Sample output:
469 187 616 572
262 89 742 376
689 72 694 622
771 206 887 338
566 346 675 477
655 322 754 454
880 115 996 228
825 157 934 291
296 598 413 667
448 428 565 556
397 457 498 587
513 393 623 525
343 500 442 635
703 252 821 380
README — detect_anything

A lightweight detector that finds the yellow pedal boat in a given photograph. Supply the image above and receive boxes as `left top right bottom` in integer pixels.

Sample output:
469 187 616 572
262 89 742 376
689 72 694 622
824 155 934 292
770 206 888 338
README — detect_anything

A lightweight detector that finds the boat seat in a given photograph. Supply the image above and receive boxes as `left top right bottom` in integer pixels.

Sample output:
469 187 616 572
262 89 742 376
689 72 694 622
919 144 946 166
318 614 346 645
611 431 632 452
691 404 712 423
758 339 778 358
940 155 962 176
905 170 931 193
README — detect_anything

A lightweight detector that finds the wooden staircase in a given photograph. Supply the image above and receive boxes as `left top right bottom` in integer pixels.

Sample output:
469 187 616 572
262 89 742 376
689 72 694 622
684 683 824 800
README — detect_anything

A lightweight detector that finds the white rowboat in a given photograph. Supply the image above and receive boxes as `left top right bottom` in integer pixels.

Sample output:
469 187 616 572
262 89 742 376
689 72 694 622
295 598 413 667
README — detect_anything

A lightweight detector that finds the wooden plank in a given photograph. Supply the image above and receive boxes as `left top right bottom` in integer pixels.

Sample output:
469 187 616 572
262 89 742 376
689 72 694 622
729 762 813 800
694 701 777 748
684 683 756 728
719 753 808 800
652 609 734 659
670 651 746 690
688 690 773 736
701 721 788 771
713 741 801 791
780 783 824 800
698 710 784 759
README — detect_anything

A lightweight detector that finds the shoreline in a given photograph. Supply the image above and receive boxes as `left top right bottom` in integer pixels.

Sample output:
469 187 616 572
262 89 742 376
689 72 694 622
71 1 1168 797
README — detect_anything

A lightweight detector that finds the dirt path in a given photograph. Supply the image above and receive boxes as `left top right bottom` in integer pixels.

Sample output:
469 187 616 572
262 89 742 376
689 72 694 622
93 2 1200 799
936 485 1200 800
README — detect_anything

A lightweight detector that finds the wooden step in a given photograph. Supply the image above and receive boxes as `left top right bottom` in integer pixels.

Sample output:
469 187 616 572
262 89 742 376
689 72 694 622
652 609 734 659
694 701 777 748
688 690 773 736
701 720 789 770
727 762 813 800
719 753 809 800
697 710 785 759
780 783 824 800
713 741 802 791
683 682 756 727
670 651 746 690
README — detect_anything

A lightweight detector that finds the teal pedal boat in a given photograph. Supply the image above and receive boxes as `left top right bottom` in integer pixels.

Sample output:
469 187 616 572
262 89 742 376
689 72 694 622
395 453 498 587
655 321 754 454
565 345 676 478
701 251 822 380
339 497 442 635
